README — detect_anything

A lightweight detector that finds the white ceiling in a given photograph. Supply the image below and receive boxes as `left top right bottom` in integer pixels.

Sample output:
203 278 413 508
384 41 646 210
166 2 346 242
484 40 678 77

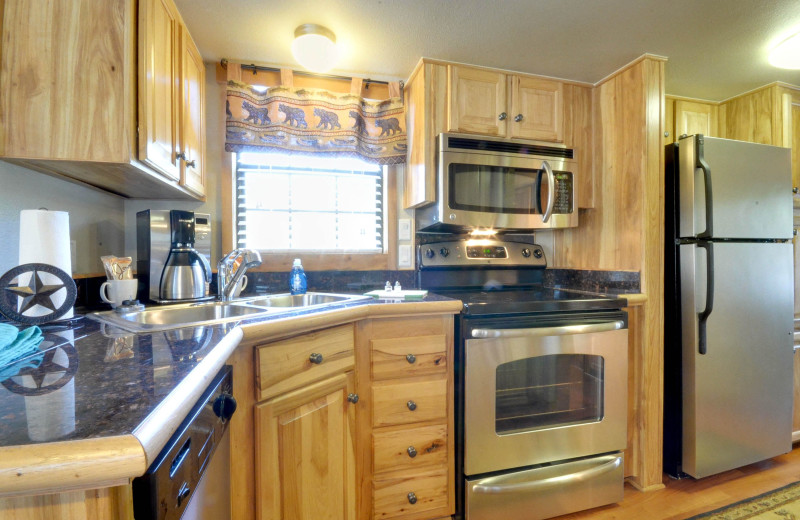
175 0 800 101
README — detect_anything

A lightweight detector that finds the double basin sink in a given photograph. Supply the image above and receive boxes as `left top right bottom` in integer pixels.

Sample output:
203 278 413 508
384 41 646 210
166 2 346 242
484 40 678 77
90 292 371 332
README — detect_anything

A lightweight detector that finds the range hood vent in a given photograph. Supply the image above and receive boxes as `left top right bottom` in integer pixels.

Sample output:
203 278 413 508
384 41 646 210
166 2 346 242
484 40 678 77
446 135 574 159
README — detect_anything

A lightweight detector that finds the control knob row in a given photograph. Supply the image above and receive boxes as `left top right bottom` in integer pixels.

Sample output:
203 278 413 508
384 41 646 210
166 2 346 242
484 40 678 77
520 248 544 259
424 247 450 259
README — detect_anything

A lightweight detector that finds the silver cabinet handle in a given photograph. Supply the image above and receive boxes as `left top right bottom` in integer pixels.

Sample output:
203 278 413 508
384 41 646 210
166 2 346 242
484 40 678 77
498 112 507 121
175 152 186 161
514 113 523 122
407 446 417 458
309 353 323 364
347 393 359 404
186 159 196 168
407 492 417 504
472 454 621 494
407 400 417 411
540 160 555 223
406 354 416 364
472 320 624 339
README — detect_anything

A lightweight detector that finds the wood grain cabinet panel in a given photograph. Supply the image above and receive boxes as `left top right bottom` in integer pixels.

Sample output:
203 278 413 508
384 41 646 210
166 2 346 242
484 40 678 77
255 373 357 520
372 424 448 473
448 66 507 136
674 99 718 139
372 379 447 427
370 334 447 381
372 467 449 520
510 76 564 142
179 28 206 196
255 325 354 402
0 0 204 200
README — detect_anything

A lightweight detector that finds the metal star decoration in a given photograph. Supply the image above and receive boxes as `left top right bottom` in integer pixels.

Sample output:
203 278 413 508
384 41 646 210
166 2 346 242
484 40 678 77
0 263 77 325
5 269 65 313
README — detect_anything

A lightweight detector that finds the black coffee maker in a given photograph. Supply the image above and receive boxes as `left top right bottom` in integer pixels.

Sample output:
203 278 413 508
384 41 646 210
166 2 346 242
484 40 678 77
137 209 212 303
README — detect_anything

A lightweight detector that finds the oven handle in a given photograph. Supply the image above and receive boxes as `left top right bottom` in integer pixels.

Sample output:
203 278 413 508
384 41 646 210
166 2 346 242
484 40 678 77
471 454 622 494
471 320 625 339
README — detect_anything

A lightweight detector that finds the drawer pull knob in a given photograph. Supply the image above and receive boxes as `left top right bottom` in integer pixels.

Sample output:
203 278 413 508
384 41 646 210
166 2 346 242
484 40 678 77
309 353 324 364
498 112 507 121
407 400 417 411
407 446 417 458
347 393 359 404
406 354 416 364
407 492 417 505
186 159 196 168
514 113 524 122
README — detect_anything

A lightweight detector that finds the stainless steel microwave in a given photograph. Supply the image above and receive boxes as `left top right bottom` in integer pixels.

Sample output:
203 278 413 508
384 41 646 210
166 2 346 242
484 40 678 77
416 133 578 232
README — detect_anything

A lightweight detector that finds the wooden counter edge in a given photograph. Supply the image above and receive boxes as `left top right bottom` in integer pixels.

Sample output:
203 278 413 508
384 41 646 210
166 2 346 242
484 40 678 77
622 293 647 306
0 435 146 498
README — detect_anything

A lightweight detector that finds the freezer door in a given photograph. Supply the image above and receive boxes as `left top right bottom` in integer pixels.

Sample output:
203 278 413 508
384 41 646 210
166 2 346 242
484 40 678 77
679 241 793 478
678 135 792 240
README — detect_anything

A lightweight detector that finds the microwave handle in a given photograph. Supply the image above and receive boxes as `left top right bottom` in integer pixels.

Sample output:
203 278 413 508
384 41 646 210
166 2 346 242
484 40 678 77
540 160 555 223
471 320 625 339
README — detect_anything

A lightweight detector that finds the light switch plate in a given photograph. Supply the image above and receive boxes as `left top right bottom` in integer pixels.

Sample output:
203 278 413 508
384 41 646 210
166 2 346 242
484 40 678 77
398 219 411 241
398 244 412 268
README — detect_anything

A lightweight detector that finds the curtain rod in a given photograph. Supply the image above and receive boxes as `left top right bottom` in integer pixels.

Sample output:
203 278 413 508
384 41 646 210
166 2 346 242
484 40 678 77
220 59 403 90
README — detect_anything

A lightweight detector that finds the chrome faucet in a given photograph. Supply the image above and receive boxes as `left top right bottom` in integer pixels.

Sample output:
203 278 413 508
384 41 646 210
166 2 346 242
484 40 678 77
217 249 262 301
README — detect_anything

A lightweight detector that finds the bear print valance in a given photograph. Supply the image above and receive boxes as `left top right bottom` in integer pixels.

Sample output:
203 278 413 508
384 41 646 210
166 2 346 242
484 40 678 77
225 81 407 165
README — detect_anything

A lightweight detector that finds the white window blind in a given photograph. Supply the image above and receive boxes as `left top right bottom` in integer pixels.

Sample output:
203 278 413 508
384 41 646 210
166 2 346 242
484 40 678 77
236 152 385 252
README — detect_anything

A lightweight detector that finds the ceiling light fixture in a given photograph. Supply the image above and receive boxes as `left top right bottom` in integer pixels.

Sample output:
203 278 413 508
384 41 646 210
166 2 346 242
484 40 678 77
769 31 800 69
291 24 338 73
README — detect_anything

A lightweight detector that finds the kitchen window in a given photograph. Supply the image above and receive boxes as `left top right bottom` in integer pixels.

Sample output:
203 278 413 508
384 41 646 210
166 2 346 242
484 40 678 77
233 152 395 269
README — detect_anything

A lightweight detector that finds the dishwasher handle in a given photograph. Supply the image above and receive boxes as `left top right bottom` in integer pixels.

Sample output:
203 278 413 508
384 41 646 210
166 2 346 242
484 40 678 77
471 320 625 339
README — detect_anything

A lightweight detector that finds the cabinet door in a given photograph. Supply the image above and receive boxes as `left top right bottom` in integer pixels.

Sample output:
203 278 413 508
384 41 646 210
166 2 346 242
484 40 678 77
675 99 717 138
448 66 507 136
138 0 180 181
510 76 563 142
180 29 206 196
255 373 356 520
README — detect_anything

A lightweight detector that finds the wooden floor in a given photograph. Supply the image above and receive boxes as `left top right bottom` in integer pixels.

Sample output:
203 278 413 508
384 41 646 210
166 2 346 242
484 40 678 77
558 446 800 520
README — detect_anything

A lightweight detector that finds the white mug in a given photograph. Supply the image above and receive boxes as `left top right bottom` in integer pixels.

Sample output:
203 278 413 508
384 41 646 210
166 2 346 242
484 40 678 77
100 279 138 308
233 275 248 298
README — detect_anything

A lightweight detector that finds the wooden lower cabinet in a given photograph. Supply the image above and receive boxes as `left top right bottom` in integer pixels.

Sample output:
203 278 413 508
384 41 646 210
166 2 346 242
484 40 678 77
255 372 357 520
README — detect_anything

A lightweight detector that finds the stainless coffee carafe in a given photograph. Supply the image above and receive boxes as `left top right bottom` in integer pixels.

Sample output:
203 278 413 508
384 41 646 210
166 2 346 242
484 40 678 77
137 209 212 303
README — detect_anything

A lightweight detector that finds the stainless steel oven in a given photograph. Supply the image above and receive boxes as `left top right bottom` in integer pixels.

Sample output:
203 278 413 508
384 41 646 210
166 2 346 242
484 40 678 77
418 238 628 520
416 133 578 232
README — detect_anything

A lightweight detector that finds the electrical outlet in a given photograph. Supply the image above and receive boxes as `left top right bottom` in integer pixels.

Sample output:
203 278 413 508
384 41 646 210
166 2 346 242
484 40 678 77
398 219 411 241
398 244 412 268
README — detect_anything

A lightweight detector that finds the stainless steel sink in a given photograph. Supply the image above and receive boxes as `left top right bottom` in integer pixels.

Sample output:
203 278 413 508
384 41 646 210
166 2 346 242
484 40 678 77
239 292 370 308
89 301 275 332
88 292 370 332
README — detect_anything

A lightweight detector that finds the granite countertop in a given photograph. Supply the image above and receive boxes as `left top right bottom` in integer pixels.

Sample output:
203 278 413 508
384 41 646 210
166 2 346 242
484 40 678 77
0 293 461 497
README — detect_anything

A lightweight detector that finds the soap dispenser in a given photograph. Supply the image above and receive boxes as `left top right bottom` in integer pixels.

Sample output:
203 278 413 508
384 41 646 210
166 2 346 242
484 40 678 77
289 259 307 295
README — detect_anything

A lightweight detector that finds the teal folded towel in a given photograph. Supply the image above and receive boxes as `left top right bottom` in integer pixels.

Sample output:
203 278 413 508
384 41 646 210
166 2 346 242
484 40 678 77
0 323 44 379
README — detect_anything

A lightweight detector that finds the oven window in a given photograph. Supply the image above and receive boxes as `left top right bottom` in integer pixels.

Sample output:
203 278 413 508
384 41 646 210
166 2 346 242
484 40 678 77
495 354 604 434
449 163 546 214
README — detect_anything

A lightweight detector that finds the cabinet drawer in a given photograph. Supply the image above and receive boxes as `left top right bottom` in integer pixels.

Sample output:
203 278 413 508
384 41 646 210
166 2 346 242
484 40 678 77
371 334 447 381
372 379 447 427
373 424 447 474
256 325 354 401
373 466 449 520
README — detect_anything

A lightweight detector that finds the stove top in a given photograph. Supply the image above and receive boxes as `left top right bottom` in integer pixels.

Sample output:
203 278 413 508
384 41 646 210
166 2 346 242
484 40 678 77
431 286 627 316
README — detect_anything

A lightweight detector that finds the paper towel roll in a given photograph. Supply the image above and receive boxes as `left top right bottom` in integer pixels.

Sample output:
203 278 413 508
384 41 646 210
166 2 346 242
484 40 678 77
18 209 73 319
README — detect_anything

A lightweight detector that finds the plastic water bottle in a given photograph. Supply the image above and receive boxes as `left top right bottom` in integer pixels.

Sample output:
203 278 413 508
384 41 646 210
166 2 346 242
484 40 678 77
289 258 307 295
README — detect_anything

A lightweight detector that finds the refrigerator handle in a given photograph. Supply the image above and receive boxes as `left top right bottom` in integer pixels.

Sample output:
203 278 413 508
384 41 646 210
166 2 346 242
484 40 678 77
695 135 714 239
697 241 714 355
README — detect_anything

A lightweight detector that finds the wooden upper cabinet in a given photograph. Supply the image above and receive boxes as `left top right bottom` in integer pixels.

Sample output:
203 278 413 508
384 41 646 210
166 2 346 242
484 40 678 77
179 29 206 196
139 0 181 181
674 99 717 139
510 76 564 142
448 66 507 136
0 0 203 200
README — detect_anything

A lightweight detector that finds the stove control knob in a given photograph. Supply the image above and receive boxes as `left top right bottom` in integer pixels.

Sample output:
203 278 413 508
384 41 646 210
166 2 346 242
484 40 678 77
213 393 237 422
521 248 531 258
425 248 435 259
533 248 544 259
439 247 450 258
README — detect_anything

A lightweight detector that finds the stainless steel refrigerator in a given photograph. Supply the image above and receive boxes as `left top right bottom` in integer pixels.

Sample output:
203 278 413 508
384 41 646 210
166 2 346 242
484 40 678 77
664 134 794 479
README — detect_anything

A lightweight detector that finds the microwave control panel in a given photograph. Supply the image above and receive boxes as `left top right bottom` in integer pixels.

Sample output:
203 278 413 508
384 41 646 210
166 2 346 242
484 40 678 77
553 172 573 214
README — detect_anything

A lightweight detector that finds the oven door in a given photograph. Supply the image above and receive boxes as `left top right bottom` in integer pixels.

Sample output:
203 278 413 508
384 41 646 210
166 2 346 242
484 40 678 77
464 319 627 476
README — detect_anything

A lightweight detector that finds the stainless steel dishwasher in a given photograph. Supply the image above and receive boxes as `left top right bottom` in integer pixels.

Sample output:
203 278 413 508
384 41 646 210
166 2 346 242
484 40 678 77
133 365 236 519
